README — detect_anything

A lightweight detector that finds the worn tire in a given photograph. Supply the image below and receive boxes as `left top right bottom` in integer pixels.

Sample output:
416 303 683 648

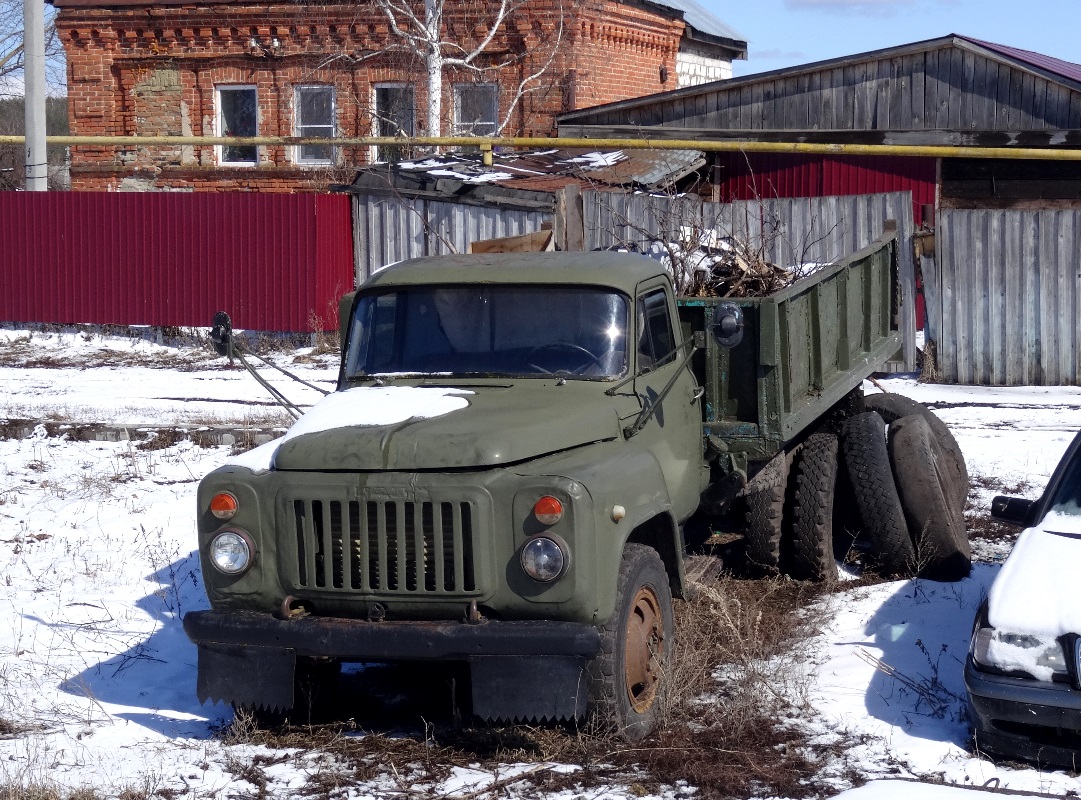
864 393 968 513
587 543 674 742
789 432 840 583
743 452 788 575
888 415 971 581
841 411 916 576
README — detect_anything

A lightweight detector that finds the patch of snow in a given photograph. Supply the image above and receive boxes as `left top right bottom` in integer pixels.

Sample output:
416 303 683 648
425 168 515 183
223 385 473 472
560 150 627 168
987 511 1081 641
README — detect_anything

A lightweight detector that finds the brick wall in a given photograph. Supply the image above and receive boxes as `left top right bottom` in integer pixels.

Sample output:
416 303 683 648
55 0 725 191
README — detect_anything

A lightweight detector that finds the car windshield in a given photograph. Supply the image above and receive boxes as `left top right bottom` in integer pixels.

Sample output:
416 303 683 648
1046 442 1081 517
344 285 629 379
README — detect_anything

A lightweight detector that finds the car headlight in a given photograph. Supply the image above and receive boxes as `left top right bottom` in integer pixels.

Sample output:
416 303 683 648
971 625 1068 681
521 536 567 582
209 529 255 576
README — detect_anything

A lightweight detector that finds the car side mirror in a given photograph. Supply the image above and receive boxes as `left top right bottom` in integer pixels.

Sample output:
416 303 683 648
710 302 744 349
991 495 1036 527
339 291 357 348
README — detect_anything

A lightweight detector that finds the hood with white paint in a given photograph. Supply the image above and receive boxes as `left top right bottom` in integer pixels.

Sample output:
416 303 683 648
226 383 624 472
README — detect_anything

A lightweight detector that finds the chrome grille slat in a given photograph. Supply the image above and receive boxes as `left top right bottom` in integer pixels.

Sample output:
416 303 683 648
289 496 476 595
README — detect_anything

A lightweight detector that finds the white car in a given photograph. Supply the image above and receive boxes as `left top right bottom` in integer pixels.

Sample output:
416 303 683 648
965 429 1081 768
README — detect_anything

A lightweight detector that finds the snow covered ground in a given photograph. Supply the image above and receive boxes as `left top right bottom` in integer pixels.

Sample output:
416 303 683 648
3 326 1081 799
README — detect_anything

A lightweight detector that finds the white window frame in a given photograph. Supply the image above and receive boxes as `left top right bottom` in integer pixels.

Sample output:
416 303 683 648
371 83 416 163
453 82 498 137
294 84 337 166
216 85 259 166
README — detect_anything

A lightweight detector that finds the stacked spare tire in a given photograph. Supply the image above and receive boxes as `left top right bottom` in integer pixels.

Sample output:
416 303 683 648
744 392 971 583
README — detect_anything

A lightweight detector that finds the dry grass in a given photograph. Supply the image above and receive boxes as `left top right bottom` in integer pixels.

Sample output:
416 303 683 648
218 572 833 799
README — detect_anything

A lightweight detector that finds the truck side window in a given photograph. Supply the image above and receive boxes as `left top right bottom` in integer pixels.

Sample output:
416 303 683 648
637 289 675 370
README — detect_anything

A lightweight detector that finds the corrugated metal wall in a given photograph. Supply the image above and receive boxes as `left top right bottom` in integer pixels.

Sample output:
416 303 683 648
713 154 937 226
1 192 354 332
934 209 1081 385
352 194 553 281
584 191 917 369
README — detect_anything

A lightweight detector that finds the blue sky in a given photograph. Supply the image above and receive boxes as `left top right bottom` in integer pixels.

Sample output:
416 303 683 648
706 0 1081 77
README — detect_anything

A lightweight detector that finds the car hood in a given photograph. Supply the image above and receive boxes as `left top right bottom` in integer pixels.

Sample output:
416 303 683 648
987 510 1081 639
226 383 624 472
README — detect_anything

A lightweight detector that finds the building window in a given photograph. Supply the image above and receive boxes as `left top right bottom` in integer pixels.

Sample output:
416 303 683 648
373 84 415 163
217 85 258 165
453 83 498 136
295 85 336 165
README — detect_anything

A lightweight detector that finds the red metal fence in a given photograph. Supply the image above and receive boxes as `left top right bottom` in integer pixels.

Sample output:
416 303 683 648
714 154 937 227
0 192 354 331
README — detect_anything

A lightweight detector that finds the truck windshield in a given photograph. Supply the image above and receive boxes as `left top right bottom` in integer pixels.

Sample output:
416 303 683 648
345 285 629 379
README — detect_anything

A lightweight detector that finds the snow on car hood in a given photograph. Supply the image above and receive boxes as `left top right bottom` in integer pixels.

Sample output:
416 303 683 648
225 386 472 473
987 510 1081 639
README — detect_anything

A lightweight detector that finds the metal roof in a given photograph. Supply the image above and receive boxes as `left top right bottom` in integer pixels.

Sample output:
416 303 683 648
959 35 1081 87
647 0 746 48
342 147 707 202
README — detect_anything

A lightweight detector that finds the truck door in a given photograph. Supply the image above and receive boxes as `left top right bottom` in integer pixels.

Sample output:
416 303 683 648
632 283 705 522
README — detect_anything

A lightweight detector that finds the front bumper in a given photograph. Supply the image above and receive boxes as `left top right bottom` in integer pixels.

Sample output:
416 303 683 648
965 656 1081 768
184 610 601 721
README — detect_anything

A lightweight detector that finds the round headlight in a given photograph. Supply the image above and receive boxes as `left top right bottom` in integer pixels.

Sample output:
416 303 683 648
209 529 254 575
521 537 566 582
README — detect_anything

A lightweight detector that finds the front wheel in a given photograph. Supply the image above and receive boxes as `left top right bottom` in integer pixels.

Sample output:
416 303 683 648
587 543 674 741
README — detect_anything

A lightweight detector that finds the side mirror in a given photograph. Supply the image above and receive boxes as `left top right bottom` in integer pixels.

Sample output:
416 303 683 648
710 302 744 348
991 495 1037 527
210 311 233 358
339 291 357 348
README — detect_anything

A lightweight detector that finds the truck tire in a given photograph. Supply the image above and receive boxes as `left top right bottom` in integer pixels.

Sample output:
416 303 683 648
841 411 916 576
789 432 839 583
743 452 788 575
864 393 968 513
587 543 674 741
888 415 971 581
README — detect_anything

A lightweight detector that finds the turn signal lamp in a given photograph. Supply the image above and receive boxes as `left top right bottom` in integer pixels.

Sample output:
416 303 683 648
533 495 563 526
210 491 239 520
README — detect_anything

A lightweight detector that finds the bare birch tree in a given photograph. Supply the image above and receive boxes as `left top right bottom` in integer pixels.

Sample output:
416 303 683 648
0 0 65 98
372 0 564 137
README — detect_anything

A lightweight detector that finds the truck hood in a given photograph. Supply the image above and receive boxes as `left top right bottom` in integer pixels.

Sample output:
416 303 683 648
227 383 624 472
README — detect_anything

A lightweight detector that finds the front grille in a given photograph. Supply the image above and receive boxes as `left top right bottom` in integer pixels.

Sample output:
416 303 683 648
289 498 477 594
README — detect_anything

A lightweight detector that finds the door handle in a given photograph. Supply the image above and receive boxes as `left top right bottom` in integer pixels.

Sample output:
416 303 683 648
691 386 705 404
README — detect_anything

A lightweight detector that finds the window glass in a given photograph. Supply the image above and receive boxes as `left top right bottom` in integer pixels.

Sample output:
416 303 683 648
345 286 628 379
218 86 257 164
374 85 415 162
296 86 335 163
636 290 676 371
1047 447 1081 517
453 83 498 136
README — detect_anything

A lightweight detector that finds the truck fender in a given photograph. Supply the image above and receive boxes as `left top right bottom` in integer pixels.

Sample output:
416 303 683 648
625 510 686 602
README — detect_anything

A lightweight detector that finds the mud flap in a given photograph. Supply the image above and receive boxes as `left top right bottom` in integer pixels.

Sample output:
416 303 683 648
196 643 296 711
468 656 588 723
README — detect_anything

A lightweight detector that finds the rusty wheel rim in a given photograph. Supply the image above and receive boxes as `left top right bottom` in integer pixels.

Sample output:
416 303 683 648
624 585 665 713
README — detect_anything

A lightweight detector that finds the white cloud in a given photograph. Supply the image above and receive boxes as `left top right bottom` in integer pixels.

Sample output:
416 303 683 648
784 0 913 16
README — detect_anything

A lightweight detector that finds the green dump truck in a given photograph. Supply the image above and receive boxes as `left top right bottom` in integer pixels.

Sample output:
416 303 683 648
184 230 904 739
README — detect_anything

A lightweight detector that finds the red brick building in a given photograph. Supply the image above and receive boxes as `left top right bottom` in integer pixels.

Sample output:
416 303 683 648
52 0 746 191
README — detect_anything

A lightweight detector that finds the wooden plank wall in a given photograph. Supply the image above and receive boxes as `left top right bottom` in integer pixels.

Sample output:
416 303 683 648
934 208 1081 385
593 46 1081 131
